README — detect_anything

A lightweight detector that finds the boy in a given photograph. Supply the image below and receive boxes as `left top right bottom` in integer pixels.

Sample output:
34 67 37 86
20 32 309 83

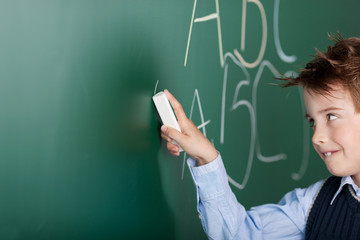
160 34 360 239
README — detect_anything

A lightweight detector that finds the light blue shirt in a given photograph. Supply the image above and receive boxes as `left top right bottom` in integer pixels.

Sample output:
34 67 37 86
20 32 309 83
187 153 360 240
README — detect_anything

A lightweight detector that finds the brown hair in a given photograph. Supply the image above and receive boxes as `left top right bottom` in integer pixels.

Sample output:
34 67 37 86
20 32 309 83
280 33 360 111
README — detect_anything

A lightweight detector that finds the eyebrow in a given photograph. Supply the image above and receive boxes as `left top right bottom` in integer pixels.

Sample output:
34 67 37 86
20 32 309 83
305 107 344 119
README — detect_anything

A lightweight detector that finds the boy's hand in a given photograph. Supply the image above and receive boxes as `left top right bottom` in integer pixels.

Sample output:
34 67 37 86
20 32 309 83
160 90 218 166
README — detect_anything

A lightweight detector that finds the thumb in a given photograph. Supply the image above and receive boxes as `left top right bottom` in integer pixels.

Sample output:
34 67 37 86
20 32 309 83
161 125 186 145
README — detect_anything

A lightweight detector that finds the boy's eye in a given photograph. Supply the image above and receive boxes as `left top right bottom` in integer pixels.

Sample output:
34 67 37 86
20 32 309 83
328 114 338 121
309 119 315 127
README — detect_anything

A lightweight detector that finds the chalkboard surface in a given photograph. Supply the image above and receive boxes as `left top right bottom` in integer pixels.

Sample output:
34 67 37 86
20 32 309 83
1 1 360 239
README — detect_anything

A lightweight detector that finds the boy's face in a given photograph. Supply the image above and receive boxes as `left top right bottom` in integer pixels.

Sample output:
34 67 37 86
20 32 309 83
304 84 360 185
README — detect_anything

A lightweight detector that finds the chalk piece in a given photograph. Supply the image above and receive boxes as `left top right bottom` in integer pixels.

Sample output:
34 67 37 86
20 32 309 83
152 91 183 152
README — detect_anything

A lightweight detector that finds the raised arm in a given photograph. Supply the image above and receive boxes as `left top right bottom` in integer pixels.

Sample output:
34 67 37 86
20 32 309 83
159 90 313 240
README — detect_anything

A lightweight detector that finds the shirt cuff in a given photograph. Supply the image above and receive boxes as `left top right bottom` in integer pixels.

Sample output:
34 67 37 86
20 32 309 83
187 152 222 176
187 153 231 201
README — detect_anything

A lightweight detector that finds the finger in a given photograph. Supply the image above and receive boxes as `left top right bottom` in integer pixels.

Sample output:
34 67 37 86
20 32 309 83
160 133 172 143
167 142 179 153
161 125 185 145
170 151 180 157
164 89 187 123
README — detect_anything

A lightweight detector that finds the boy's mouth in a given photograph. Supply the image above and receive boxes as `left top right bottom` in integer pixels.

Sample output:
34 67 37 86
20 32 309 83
322 151 338 157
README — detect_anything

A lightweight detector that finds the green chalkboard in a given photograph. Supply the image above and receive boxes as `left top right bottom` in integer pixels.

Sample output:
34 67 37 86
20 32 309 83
1 1 360 239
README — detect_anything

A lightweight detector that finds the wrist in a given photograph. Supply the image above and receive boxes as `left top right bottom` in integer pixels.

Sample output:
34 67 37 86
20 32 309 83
195 149 218 166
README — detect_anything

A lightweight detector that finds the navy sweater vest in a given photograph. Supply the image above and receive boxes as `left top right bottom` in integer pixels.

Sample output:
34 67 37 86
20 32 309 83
305 176 360 240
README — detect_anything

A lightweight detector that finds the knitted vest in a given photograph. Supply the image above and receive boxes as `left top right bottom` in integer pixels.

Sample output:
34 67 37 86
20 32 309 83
305 176 360 240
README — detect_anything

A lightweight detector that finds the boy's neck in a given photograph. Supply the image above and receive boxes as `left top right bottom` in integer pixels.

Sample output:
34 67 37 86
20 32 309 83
351 175 360 189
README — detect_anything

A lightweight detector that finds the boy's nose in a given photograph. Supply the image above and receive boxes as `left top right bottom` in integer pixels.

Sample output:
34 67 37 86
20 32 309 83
312 126 328 145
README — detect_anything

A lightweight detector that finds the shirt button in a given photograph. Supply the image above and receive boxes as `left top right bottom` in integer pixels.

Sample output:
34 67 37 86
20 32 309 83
198 214 202 219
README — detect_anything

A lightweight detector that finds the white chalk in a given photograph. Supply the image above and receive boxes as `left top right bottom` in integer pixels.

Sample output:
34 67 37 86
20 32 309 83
152 91 183 152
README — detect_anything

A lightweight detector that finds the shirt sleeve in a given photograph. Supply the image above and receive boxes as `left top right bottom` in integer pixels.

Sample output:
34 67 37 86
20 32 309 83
187 153 324 240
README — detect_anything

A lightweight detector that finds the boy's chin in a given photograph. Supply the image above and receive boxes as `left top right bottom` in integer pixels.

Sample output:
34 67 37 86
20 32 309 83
325 162 349 177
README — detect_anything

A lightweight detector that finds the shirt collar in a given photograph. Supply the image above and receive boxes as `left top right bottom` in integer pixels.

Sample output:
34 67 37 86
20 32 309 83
330 176 360 205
